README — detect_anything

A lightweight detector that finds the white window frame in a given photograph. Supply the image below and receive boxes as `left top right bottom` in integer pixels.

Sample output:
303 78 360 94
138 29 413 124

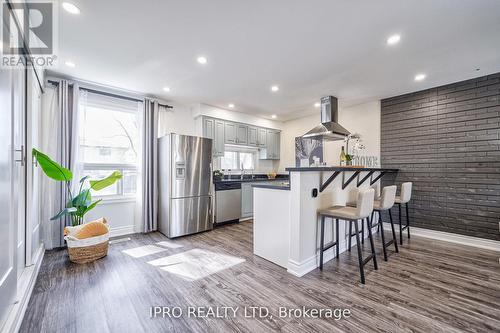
83 163 138 202
220 147 257 170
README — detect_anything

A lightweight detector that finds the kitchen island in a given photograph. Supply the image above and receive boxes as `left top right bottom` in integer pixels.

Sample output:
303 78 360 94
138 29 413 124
253 167 398 277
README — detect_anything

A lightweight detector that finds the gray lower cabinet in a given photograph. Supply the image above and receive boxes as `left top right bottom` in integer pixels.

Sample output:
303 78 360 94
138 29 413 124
241 183 253 218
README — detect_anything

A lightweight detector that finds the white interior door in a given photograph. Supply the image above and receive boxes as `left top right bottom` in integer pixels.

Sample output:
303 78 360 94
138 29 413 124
0 65 18 330
26 68 42 266
12 68 27 278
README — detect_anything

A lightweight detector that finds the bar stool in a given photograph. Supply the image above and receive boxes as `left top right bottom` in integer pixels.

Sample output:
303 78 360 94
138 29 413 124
370 185 399 261
394 182 412 245
345 184 380 243
318 188 376 284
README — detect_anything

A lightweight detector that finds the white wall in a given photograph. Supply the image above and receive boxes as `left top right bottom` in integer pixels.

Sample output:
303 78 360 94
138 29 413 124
278 100 381 171
158 102 197 137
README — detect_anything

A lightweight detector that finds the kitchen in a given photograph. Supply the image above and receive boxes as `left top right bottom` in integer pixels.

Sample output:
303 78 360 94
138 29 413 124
2 1 499 333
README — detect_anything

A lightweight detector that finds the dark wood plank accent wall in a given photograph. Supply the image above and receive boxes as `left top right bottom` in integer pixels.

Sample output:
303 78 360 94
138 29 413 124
381 72 500 241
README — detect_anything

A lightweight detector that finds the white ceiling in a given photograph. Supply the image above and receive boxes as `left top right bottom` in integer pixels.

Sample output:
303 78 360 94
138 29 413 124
53 0 500 120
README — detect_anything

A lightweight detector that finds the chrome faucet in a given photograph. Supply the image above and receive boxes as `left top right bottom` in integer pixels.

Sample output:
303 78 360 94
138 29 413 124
240 164 245 180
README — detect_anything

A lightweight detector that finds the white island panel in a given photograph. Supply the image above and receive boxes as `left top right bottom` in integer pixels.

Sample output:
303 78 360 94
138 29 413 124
253 187 291 268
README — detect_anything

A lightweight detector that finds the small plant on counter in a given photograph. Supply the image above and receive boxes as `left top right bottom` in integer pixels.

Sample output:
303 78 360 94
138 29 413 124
32 148 122 226
213 169 224 180
344 133 365 165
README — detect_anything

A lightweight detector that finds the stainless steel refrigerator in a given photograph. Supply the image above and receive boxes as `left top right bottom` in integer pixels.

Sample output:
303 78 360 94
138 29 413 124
158 133 213 238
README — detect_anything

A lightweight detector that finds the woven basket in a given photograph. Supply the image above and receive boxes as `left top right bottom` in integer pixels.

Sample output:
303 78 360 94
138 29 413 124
65 233 109 264
67 241 109 264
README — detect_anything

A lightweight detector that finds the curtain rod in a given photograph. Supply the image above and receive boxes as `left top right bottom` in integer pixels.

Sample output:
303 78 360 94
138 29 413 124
46 79 173 109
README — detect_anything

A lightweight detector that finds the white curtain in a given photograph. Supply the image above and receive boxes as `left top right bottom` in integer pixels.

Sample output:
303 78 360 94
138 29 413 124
142 99 159 232
158 104 173 137
40 80 80 249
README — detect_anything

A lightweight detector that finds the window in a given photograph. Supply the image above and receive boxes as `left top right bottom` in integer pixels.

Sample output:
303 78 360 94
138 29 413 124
220 149 255 170
79 91 142 199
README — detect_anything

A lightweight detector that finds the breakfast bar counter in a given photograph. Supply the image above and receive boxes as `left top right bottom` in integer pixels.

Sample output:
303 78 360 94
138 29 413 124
253 167 398 276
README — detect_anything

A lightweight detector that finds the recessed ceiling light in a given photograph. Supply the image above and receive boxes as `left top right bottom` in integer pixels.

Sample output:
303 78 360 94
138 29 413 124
314 102 320 107
271 114 277 119
163 86 171 92
228 103 235 108
62 2 80 15
414 73 426 81
64 61 76 68
271 85 279 92
197 56 208 64
386 34 401 45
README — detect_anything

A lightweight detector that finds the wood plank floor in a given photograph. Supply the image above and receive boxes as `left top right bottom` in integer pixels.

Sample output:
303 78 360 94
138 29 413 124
21 221 500 333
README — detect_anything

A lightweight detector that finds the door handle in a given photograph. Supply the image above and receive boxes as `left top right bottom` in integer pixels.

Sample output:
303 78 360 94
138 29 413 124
14 145 25 166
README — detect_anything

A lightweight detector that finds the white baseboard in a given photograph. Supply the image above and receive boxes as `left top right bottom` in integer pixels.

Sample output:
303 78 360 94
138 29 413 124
2 243 44 333
109 225 137 238
383 223 500 252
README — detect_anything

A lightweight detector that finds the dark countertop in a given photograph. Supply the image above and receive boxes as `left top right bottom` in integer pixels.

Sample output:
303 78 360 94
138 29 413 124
213 174 289 184
285 166 399 172
252 183 290 191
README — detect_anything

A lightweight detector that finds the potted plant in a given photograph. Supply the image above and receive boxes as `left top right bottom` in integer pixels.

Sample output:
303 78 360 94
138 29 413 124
33 148 122 263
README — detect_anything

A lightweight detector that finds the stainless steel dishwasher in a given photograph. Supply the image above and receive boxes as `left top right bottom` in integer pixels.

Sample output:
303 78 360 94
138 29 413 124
215 182 242 224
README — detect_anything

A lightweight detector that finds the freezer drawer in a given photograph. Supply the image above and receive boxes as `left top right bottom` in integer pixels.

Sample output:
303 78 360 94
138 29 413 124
159 196 213 238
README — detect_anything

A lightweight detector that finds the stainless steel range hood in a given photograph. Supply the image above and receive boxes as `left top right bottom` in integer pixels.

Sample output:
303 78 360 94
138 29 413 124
302 96 350 141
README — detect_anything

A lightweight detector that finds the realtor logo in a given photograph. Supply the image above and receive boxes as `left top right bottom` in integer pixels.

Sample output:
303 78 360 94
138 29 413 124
2 1 57 67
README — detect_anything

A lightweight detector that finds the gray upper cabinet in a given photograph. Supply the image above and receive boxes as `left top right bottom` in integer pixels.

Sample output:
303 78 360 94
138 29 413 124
202 117 214 139
201 116 280 158
248 126 258 146
272 130 280 159
214 119 225 157
202 117 224 157
260 129 280 160
257 128 267 147
224 121 237 144
236 124 248 145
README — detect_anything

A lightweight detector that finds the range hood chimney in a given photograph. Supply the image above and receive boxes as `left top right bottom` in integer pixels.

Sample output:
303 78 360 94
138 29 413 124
302 96 350 141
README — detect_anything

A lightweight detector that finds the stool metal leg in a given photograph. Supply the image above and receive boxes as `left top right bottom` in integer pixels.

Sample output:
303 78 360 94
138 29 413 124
319 215 325 270
366 217 378 270
336 219 340 259
361 219 365 244
348 219 352 252
353 220 365 284
388 209 399 253
406 203 410 239
398 204 403 245
378 212 388 261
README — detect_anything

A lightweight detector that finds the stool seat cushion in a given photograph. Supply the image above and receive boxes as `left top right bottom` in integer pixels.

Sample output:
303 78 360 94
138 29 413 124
318 205 361 220
395 196 405 204
347 197 381 208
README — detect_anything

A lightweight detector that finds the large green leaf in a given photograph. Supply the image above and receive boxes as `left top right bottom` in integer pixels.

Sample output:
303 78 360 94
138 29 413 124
32 148 73 182
50 207 77 220
90 171 122 191
83 199 102 215
72 189 91 207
